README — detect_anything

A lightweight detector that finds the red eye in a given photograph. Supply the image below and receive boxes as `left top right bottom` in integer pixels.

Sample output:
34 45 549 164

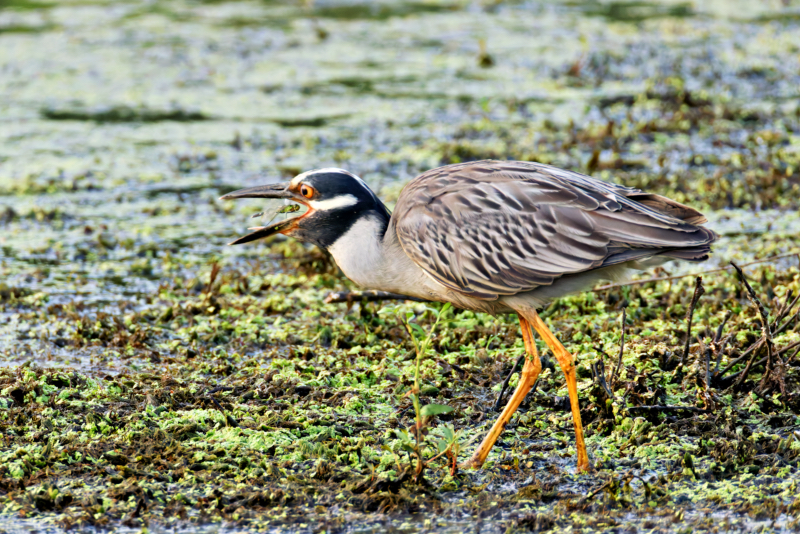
300 184 314 199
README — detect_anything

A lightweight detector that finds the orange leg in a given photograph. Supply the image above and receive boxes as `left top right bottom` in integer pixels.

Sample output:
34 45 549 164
465 316 542 468
527 309 590 473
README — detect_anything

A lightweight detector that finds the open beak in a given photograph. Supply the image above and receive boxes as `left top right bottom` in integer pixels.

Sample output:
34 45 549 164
220 182 294 201
220 181 306 245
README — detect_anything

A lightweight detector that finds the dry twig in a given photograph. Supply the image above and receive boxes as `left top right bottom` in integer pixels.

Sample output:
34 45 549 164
730 262 780 391
700 337 711 388
726 340 800 383
610 308 627 389
719 307 799 377
713 332 734 378
591 359 615 399
494 354 526 412
666 277 704 369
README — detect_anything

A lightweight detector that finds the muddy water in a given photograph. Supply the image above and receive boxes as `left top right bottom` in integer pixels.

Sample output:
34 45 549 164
2 0 800 532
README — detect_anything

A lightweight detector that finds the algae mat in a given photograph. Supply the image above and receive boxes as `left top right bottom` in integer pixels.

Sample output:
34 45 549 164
1 0 800 532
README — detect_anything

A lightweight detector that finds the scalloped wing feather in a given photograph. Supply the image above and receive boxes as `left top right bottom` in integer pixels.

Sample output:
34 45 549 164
393 160 716 300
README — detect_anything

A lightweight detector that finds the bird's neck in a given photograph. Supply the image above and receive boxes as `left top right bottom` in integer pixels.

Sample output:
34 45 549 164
326 211 430 298
325 210 390 289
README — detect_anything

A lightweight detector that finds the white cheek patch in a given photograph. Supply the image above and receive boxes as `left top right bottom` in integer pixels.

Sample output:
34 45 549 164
308 194 359 211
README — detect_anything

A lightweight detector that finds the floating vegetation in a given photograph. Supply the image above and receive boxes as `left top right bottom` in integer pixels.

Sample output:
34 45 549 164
0 237 797 532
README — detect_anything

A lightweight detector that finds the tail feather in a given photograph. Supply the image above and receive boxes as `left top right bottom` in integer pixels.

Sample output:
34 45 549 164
659 225 717 262
615 192 717 264
659 246 713 262
624 193 708 225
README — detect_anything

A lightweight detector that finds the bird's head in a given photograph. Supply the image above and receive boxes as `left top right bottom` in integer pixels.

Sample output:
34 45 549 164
220 168 391 249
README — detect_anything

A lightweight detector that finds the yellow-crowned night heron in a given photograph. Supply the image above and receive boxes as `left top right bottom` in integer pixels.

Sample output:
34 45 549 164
221 160 717 472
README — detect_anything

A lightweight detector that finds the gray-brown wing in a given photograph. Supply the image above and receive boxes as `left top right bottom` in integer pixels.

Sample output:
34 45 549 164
393 160 716 300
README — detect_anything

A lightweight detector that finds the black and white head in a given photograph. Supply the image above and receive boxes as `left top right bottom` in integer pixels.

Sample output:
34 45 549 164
220 168 391 249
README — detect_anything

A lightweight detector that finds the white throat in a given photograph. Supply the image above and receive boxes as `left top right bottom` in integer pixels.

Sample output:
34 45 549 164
327 215 387 289
326 215 438 301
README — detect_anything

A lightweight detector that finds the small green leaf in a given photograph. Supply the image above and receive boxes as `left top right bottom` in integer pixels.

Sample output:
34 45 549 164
420 385 440 396
420 404 453 417
442 426 455 441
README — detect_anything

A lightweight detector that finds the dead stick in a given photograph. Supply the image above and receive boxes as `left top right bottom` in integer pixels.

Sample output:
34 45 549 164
771 289 794 330
717 301 797 377
733 337 764 389
591 359 615 399
682 277 705 366
581 479 616 503
778 309 800 336
610 308 626 389
714 311 732 344
493 354 526 412
771 302 800 337
769 339 797 358
669 277 704 368
714 332 733 377
771 290 797 330
710 311 731 379
731 262 776 388
700 337 711 388
763 337 775 387
594 251 800 292
719 339 764 377
786 345 800 366
726 340 800 382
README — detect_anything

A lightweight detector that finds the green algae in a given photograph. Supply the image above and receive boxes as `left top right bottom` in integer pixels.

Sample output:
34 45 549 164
0 240 798 532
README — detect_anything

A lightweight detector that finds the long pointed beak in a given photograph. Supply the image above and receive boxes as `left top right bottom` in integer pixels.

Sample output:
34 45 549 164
219 181 293 200
220 181 304 245
228 218 298 245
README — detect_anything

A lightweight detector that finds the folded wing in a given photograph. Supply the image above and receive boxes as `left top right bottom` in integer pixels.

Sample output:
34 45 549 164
393 160 717 300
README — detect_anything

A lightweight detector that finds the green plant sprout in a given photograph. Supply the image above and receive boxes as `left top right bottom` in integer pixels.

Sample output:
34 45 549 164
380 302 459 481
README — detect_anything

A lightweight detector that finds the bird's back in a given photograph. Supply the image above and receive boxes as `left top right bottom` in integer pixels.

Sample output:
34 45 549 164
392 160 716 300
